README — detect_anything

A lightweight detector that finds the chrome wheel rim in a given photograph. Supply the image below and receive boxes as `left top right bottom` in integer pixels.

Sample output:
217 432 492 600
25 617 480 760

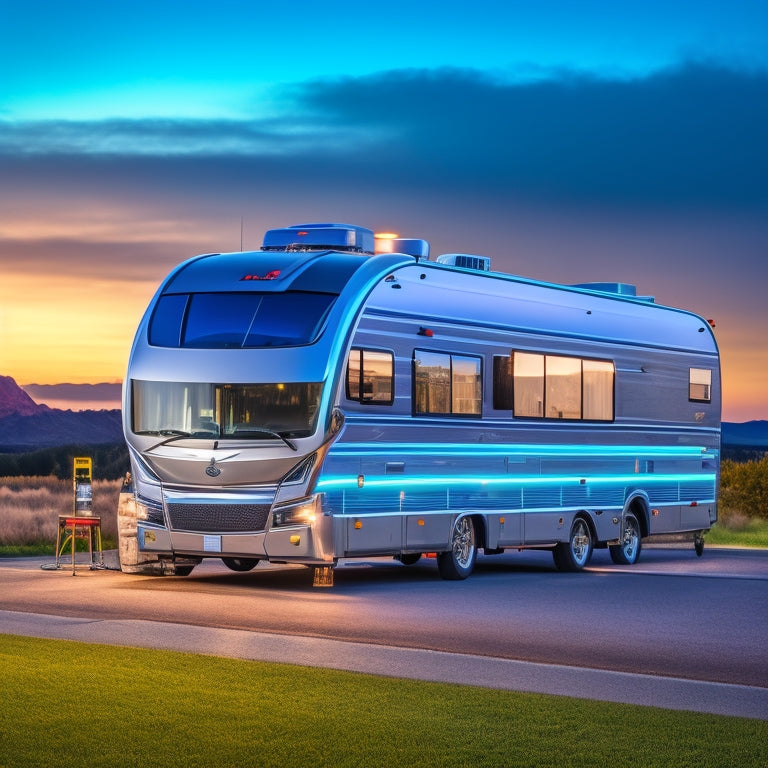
452 517 476 568
571 519 591 567
621 517 639 561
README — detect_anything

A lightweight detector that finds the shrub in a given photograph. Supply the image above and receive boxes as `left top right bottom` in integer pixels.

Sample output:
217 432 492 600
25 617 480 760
719 457 768 522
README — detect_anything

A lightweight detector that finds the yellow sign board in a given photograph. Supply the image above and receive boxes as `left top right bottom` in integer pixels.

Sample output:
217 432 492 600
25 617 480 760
73 457 93 515
73 457 92 483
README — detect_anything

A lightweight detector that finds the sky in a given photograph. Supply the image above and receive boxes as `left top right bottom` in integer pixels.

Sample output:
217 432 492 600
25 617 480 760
0 0 767 421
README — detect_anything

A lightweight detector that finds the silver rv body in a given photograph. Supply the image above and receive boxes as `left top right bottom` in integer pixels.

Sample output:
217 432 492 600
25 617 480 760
121 223 720 581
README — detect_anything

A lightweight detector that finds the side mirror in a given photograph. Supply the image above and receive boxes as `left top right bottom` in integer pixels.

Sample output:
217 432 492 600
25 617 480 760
330 407 345 435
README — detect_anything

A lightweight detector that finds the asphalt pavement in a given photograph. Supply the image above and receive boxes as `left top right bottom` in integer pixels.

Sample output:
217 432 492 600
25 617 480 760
2 548 767 721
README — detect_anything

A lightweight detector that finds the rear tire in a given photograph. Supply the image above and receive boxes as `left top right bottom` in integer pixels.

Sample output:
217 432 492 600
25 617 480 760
222 557 260 572
553 517 593 572
396 553 422 566
609 512 642 565
437 516 477 580
173 565 195 576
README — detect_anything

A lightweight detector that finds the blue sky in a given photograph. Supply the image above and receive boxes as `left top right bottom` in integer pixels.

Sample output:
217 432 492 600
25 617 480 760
4 0 767 120
0 0 767 420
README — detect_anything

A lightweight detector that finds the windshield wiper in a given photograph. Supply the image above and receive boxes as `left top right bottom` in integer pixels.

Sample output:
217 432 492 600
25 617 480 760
142 430 199 452
231 427 298 451
140 427 297 452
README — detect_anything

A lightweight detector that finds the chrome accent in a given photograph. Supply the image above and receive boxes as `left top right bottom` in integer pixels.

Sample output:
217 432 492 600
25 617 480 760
163 489 275 533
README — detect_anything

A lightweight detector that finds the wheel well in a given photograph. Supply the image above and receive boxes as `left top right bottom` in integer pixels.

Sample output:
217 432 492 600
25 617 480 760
575 511 597 542
627 498 649 538
470 514 487 548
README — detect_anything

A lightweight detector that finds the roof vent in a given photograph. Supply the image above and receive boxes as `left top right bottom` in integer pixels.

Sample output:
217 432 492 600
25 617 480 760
375 237 430 261
573 282 655 302
262 223 375 254
436 253 491 271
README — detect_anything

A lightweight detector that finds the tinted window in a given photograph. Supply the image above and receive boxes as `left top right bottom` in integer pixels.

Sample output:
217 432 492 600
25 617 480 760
414 351 451 414
148 294 188 347
414 350 481 416
346 349 394 404
184 294 262 348
492 355 514 410
148 291 336 348
245 293 336 347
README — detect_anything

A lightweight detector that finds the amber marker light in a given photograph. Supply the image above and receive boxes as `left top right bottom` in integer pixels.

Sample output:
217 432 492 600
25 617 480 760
374 232 399 254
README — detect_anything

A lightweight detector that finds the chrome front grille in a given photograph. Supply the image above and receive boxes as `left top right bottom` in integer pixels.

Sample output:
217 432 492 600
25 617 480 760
163 489 275 533
166 502 271 533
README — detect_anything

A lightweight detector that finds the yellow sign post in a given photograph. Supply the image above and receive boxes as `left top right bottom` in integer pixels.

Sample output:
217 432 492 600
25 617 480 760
53 457 103 574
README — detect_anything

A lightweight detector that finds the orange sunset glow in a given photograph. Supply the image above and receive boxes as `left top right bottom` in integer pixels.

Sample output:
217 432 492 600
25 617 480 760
1 4 766 423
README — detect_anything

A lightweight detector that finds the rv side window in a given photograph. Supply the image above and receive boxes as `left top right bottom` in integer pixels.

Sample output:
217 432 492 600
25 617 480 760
413 350 481 416
689 368 712 402
513 352 544 417
583 359 615 420
503 351 614 421
546 356 582 419
492 356 514 410
346 349 394 404
452 355 482 414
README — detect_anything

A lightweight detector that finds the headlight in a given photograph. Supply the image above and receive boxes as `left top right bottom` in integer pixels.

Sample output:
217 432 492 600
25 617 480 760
135 495 165 525
272 497 318 527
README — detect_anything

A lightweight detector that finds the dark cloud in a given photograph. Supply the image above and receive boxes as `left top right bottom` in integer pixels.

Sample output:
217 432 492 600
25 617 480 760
1 62 765 211
289 62 768 208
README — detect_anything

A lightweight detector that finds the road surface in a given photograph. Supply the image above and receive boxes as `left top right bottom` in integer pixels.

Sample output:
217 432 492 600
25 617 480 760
2 546 767 719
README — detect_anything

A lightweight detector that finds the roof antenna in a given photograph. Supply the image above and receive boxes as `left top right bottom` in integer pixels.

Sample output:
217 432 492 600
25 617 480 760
240 217 244 251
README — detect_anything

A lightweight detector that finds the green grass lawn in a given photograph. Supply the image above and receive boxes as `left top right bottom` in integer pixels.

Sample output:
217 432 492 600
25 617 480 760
1 635 765 768
706 518 768 548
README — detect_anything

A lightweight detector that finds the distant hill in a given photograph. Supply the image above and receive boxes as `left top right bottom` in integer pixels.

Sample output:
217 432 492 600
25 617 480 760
0 375 48 418
721 420 768 448
20 381 121 411
0 376 122 450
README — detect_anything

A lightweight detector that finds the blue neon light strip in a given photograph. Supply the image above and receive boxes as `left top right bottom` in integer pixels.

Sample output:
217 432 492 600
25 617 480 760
316 473 716 491
326 442 715 459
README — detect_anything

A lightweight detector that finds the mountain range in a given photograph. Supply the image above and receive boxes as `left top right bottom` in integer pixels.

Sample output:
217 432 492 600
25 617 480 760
0 375 123 449
1 375 766 450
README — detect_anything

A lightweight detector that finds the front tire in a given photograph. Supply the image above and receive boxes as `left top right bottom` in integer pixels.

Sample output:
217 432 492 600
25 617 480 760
609 512 642 565
553 516 593 572
437 516 477 580
222 557 260 572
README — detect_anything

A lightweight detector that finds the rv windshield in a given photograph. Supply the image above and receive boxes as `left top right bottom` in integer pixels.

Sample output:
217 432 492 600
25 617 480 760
131 381 322 439
148 291 337 348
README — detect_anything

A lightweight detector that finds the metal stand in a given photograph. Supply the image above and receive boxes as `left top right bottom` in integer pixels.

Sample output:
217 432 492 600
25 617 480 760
55 515 103 574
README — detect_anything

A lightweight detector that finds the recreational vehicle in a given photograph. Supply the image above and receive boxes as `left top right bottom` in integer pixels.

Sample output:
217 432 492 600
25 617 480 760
120 223 720 584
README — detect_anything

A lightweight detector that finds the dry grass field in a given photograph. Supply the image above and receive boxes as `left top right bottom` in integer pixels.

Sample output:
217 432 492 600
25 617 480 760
0 476 120 547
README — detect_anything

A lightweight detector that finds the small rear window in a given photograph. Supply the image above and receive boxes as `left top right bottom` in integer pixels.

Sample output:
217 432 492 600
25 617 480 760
689 368 712 402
